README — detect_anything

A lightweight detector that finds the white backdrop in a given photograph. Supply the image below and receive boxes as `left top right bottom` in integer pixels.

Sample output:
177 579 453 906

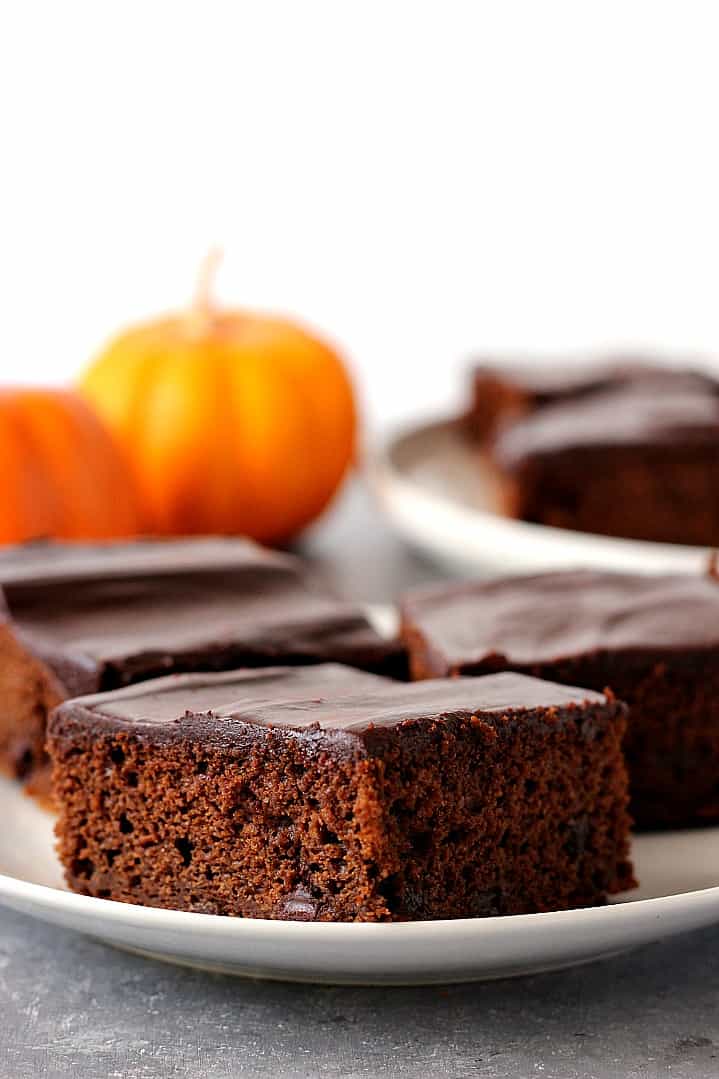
2 1 719 431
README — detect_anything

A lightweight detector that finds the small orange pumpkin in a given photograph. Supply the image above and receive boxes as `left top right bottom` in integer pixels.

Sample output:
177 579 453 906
0 388 141 543
79 256 357 543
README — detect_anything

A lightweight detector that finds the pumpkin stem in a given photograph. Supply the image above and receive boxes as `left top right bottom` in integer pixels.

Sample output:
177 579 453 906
187 248 223 335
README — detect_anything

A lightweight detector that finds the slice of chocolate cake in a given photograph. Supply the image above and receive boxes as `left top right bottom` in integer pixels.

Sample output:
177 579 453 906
0 538 405 794
467 356 717 444
492 383 719 544
48 665 633 921
400 569 719 828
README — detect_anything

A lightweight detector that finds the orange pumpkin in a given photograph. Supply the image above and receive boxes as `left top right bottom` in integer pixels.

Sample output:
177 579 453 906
79 257 357 542
0 388 141 543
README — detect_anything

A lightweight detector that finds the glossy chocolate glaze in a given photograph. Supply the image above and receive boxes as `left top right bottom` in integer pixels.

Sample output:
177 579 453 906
473 357 717 403
54 666 609 744
401 570 719 670
494 384 719 468
0 539 404 689
0 537 287 586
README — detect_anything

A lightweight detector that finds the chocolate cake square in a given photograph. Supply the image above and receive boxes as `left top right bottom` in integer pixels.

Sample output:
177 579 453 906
48 665 633 921
400 569 719 828
492 383 719 544
0 539 405 793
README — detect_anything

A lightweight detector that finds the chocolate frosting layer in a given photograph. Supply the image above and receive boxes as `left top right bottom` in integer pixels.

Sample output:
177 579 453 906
57 666 608 741
494 384 719 467
0 539 403 690
401 570 719 668
473 356 716 401
0 537 294 586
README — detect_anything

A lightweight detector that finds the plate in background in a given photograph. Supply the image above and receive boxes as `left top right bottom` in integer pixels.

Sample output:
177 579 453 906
369 417 713 576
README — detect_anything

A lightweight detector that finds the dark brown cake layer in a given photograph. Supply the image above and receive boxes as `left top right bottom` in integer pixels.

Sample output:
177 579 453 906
400 570 719 827
492 384 719 544
467 356 717 443
0 538 406 790
49 666 633 921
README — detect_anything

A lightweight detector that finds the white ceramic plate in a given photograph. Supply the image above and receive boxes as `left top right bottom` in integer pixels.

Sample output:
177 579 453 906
2 605 718 985
2 779 719 984
369 417 713 575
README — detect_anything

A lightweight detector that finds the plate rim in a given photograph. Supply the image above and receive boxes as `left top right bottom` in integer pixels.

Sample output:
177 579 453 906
3 866 719 938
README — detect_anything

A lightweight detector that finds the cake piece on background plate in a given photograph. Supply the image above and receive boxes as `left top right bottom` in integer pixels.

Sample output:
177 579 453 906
492 383 719 545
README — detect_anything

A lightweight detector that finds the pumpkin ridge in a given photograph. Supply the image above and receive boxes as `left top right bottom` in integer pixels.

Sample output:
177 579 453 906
7 394 65 537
